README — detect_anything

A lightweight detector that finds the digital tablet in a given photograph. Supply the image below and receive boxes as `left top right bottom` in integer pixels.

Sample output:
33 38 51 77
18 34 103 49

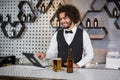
22 53 45 68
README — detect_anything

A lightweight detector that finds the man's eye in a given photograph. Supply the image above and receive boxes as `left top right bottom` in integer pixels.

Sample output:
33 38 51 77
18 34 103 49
63 17 66 19
64 16 68 19
60 18 62 21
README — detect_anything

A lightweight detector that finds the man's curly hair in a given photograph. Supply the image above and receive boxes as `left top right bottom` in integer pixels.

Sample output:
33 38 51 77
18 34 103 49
56 4 80 24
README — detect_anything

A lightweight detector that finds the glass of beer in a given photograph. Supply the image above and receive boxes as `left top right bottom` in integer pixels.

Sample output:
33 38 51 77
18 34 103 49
52 58 62 71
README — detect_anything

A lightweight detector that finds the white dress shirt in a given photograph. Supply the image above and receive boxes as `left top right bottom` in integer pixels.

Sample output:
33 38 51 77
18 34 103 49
46 26 94 67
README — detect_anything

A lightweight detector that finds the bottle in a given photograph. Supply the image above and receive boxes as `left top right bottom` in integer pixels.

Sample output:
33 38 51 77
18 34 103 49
58 3 62 8
112 7 118 17
6 14 11 22
0 14 3 22
86 18 91 27
56 19 60 27
41 3 45 12
27 14 32 22
12 29 16 37
67 48 74 73
93 18 98 27
22 14 26 22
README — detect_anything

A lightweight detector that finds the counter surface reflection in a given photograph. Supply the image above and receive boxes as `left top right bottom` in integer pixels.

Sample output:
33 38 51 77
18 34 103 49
0 65 120 80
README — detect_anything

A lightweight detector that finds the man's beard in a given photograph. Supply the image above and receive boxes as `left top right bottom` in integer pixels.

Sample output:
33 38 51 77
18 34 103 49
62 20 72 29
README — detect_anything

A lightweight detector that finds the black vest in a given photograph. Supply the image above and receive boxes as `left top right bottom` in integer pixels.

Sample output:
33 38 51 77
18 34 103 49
57 28 83 67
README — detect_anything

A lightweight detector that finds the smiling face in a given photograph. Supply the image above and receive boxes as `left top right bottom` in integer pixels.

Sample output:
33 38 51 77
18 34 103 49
59 12 74 30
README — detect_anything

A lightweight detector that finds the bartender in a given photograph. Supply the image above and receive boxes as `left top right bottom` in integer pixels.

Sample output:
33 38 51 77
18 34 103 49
36 4 94 68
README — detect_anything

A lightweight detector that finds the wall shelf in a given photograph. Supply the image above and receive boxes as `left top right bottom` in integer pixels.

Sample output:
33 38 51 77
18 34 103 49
115 16 120 29
86 27 108 40
36 0 43 10
80 0 120 40
80 0 108 40
36 0 54 13
49 1 65 28
50 12 60 28
45 0 54 13
17 1 37 23
1 21 25 39
91 0 106 11
81 10 106 28
104 2 119 18
114 0 120 11
104 1 120 29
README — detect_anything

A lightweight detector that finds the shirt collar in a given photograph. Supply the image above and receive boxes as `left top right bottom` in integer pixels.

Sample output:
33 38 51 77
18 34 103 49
64 25 77 34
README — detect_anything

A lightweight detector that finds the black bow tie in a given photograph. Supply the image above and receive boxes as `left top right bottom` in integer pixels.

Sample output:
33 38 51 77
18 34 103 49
65 30 73 34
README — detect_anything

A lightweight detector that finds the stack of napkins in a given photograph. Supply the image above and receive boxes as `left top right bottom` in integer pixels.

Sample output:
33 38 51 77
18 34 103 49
106 51 120 69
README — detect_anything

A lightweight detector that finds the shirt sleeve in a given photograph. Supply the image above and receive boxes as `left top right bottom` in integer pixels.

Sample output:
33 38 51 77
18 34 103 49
77 30 94 67
46 32 58 59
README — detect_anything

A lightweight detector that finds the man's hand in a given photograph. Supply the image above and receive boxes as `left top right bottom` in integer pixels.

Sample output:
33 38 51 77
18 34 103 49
36 52 46 60
73 63 80 68
64 63 80 68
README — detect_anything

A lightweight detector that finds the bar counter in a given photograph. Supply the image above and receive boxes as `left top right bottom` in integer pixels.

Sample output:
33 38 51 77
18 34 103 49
0 65 120 80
